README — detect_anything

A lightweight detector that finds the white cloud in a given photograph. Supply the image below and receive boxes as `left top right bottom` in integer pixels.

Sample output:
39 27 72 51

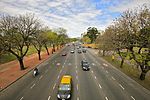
2 0 140 38
109 0 150 12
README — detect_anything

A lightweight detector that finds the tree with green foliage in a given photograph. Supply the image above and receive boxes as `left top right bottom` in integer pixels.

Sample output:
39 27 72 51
86 27 99 43
0 14 41 70
82 36 91 44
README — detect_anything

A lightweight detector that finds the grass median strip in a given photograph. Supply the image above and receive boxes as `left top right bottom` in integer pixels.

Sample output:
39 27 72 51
102 55 150 90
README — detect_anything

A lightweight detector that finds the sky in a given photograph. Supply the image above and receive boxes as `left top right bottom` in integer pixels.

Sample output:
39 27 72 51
0 0 150 37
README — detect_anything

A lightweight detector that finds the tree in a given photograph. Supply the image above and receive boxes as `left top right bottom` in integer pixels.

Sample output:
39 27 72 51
31 29 44 60
86 27 99 43
113 6 150 80
96 26 115 56
0 14 41 70
81 36 91 44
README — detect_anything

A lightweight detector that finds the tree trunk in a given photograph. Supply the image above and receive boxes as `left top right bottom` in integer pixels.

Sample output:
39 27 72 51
140 71 146 80
102 50 105 56
38 50 41 60
120 58 124 68
45 46 49 55
140 65 149 80
53 44 55 52
18 57 25 70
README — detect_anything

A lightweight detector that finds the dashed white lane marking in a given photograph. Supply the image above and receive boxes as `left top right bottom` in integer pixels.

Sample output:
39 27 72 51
131 96 135 100
57 75 60 79
60 69 62 74
119 84 125 90
105 97 108 100
48 96 51 100
103 63 108 67
53 83 56 90
106 70 108 73
45 69 48 73
92 63 95 66
20 97 24 100
99 84 102 89
77 84 79 90
112 76 116 80
76 76 78 80
91 70 94 73
57 63 60 66
39 75 43 80
94 76 97 79
77 97 79 100
76 70 78 74
30 84 35 89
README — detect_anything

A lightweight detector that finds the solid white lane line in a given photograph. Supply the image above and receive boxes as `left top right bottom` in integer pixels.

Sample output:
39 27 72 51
48 96 51 100
105 97 108 100
30 84 35 89
94 76 97 79
77 97 79 100
99 84 102 89
119 84 125 90
39 75 43 80
91 70 94 73
53 83 56 90
20 97 24 100
131 96 135 100
112 76 116 80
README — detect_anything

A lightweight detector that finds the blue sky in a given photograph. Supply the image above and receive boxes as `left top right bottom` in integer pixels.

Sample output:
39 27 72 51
0 0 149 37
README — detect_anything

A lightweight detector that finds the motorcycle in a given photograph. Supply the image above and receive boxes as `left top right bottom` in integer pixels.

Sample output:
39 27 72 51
33 69 38 77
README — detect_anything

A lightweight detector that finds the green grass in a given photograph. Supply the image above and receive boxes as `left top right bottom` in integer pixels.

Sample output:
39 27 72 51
0 46 50 64
0 53 16 64
102 55 150 90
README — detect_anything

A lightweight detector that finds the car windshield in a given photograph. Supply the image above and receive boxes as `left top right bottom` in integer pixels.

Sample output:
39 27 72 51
59 84 71 91
83 61 88 64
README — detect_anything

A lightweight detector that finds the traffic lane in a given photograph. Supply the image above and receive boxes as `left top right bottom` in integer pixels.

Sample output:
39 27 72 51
49 49 78 100
87 49 150 100
83 52 130 100
76 52 104 100
21 62 63 100
0 46 68 100
17 46 71 100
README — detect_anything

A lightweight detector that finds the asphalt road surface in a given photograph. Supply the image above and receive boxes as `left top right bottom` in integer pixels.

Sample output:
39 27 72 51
0 45 150 100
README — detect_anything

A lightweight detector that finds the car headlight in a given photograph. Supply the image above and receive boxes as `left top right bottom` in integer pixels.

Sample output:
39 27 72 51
57 94 60 98
67 94 70 99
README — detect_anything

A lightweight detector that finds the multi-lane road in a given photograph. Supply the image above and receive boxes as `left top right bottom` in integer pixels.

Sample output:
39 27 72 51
0 45 150 100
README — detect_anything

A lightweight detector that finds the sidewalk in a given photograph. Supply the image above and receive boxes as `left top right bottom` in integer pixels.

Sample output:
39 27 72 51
0 47 61 91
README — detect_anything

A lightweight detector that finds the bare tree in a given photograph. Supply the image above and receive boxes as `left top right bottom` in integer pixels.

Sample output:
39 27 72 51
0 14 41 70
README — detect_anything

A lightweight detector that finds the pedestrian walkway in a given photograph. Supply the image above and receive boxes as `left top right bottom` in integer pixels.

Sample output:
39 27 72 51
0 47 61 91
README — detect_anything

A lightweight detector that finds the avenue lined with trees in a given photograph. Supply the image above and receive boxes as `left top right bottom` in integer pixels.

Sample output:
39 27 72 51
0 14 70 70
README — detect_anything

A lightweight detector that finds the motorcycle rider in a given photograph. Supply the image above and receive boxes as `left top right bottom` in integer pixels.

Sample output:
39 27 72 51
33 67 38 76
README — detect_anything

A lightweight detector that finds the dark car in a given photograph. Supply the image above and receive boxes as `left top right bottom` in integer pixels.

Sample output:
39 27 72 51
57 75 72 100
81 60 90 71
78 49 82 53
82 48 86 53
62 52 67 56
